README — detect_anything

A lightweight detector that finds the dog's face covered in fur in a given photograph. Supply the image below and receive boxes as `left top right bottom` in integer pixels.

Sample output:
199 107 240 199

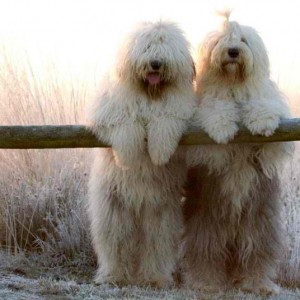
116 22 195 98
198 20 270 84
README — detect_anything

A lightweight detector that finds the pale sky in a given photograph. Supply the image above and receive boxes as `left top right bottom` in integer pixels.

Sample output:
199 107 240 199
0 0 299 110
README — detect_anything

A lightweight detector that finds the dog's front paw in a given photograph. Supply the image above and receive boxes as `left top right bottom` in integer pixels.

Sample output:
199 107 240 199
148 144 175 166
147 118 184 166
112 123 146 169
113 150 135 170
195 100 239 144
206 122 238 144
245 114 279 137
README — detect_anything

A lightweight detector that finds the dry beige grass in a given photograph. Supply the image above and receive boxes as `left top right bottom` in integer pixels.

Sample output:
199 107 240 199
0 45 299 298
0 46 95 271
278 148 300 287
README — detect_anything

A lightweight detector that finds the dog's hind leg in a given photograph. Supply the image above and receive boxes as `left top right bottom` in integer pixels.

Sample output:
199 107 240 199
234 173 282 295
181 167 237 291
181 210 230 291
89 187 139 285
137 201 182 288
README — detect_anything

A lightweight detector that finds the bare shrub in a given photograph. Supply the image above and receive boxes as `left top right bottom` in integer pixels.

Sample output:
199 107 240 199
0 46 96 273
278 146 300 287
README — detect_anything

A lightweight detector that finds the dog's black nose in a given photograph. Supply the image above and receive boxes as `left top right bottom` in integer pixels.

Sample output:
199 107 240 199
151 60 162 70
228 48 239 58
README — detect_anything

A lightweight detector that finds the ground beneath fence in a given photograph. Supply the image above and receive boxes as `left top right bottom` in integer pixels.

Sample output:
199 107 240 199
0 257 300 300
0 250 300 300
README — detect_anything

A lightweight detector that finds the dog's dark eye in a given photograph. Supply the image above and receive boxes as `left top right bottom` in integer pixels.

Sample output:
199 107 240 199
241 37 248 45
143 44 151 53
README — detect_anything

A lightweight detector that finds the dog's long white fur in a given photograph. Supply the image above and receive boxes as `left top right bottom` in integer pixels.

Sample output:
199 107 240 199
88 21 196 287
183 15 293 295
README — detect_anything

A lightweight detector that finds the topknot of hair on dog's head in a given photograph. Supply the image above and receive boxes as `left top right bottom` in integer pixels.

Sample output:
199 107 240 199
215 8 232 30
216 8 231 20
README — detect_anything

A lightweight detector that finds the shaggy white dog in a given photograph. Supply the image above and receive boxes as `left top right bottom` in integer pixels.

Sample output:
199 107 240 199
88 21 195 287
182 14 293 295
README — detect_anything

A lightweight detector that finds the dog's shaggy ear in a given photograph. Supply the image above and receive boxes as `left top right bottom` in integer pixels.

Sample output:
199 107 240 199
195 32 219 78
192 60 196 81
114 30 137 80
115 46 129 80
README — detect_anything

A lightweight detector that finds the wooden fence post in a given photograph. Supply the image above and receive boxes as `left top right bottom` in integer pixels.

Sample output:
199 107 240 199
0 118 299 149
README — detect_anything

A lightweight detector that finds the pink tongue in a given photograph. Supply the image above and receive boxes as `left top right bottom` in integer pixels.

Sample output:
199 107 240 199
147 74 160 85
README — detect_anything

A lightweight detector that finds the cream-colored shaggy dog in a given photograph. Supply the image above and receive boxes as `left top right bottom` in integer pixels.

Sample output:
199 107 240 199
182 13 293 295
88 21 195 287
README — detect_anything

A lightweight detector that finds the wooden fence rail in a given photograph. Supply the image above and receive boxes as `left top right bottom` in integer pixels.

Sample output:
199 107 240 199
0 118 299 149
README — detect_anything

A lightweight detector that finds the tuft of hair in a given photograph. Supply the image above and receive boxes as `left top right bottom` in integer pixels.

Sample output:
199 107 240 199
215 8 232 30
215 8 232 21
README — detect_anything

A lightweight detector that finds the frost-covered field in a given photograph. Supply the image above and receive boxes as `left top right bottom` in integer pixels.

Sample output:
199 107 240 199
0 253 300 299
0 49 299 299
